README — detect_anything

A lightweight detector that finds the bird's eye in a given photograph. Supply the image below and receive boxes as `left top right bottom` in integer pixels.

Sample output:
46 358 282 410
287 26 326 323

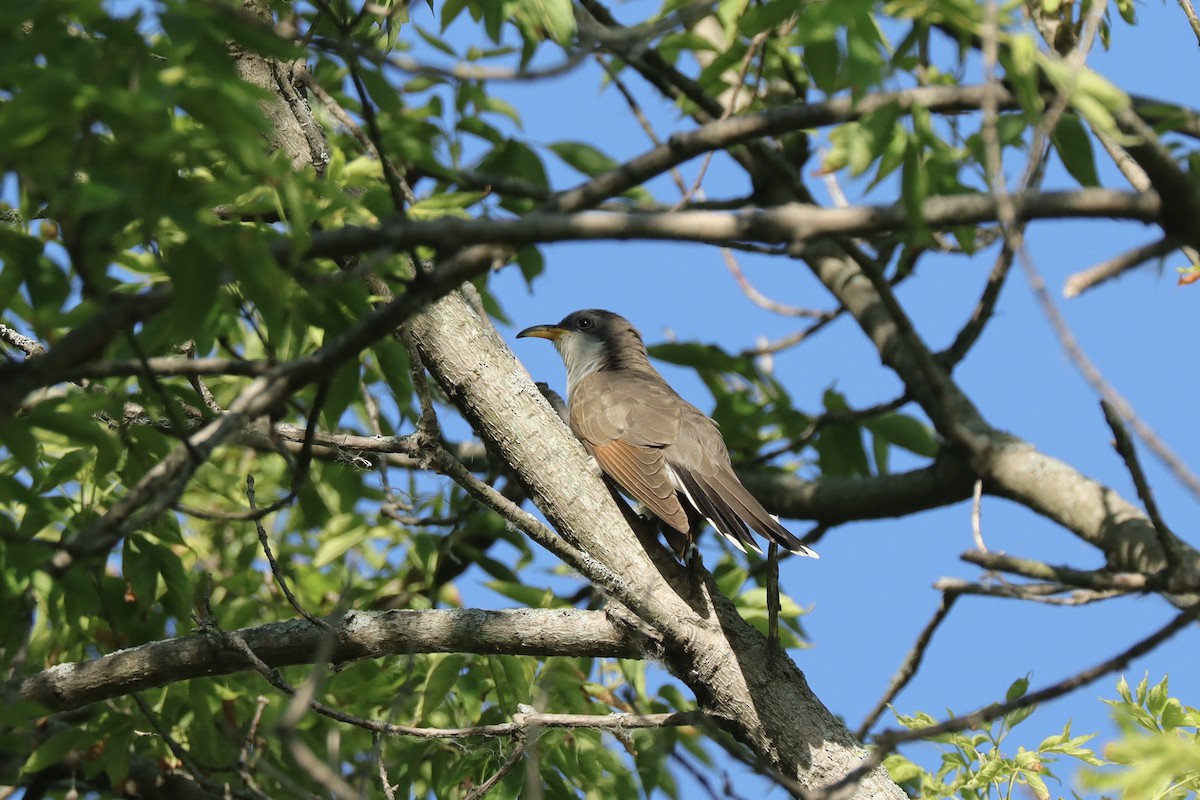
575 316 594 330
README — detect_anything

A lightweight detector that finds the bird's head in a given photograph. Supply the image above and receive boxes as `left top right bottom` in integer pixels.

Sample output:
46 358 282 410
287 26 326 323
517 309 649 390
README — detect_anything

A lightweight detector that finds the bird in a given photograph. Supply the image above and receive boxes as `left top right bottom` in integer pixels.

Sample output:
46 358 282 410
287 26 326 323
517 309 818 562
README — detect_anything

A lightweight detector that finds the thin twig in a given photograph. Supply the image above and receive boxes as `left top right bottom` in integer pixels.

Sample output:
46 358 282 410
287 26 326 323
1018 246 1200 499
938 242 1015 368
721 248 830 318
93 577 229 796
303 72 417 206
62 356 273 381
375 735 398 800
672 31 769 209
464 735 529 800
970 479 986 552
961 549 1170 592
1176 0 1200 46
1100 400 1178 570
1063 236 1176 299
748 393 909 465
247 475 330 630
237 695 270 794
596 56 689 197
181 342 225 414
0 324 47 358
932 578 1123 605
738 310 839 358
130 691 219 788
855 592 959 740
344 53 408 212
286 736 359 800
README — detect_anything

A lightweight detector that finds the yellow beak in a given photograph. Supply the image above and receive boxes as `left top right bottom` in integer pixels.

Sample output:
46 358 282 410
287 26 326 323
516 324 567 341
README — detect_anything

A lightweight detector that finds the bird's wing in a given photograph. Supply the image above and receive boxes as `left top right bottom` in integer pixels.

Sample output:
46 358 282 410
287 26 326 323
570 373 690 534
669 403 818 558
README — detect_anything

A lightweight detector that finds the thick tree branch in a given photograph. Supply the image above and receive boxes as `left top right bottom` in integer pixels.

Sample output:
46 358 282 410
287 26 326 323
15 608 646 713
738 450 977 525
288 189 1160 262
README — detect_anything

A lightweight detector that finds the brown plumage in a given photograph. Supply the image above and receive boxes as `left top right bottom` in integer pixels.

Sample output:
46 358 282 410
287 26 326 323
518 309 818 561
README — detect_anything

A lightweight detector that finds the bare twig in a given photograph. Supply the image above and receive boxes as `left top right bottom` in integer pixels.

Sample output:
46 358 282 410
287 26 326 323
722 248 830 318
1176 0 1200 46
932 578 1123 605
961 549 1171 592
738 310 839 358
235 615 695 742
302 71 417 207
1018 246 1200 499
748 393 909 465
464 736 529 800
345 59 407 213
855 592 959 740
130 690 219 791
766 543 780 646
596 56 689 197
938 243 1015 368
62 356 272 381
1063 236 1176 298
0 323 47 358
247 475 330 630
237 695 270 794
970 479 986 552
375 736 398 800
1100 400 1178 570
290 190 1163 264
285 737 358 800
672 30 770 209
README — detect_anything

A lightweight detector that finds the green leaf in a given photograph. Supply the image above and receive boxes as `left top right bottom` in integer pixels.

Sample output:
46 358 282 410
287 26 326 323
417 654 467 722
313 515 371 568
649 342 756 378
34 448 89 494
740 0 799 36
22 727 93 774
486 580 557 607
102 722 134 786
1051 113 1100 187
488 655 533 708
1006 675 1031 702
476 140 548 194
320 359 361 432
883 753 926 784
814 390 870 477
521 0 575 44
805 37 841 92
712 559 748 597
547 140 619 178
864 413 939 458
900 140 931 244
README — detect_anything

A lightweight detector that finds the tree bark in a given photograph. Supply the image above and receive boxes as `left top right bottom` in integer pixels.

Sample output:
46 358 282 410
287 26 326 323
16 608 644 713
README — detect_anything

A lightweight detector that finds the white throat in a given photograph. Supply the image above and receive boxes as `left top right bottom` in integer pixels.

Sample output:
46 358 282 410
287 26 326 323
556 333 608 400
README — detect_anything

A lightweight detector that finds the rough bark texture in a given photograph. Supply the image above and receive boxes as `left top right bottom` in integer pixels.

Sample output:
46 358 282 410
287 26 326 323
231 1 328 174
408 291 905 797
18 608 641 713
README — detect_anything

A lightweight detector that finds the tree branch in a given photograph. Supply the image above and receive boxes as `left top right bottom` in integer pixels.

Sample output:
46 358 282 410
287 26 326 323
287 190 1160 263
15 608 647 713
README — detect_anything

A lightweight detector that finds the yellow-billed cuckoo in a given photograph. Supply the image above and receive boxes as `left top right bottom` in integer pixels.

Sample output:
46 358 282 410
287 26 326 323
518 309 818 561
